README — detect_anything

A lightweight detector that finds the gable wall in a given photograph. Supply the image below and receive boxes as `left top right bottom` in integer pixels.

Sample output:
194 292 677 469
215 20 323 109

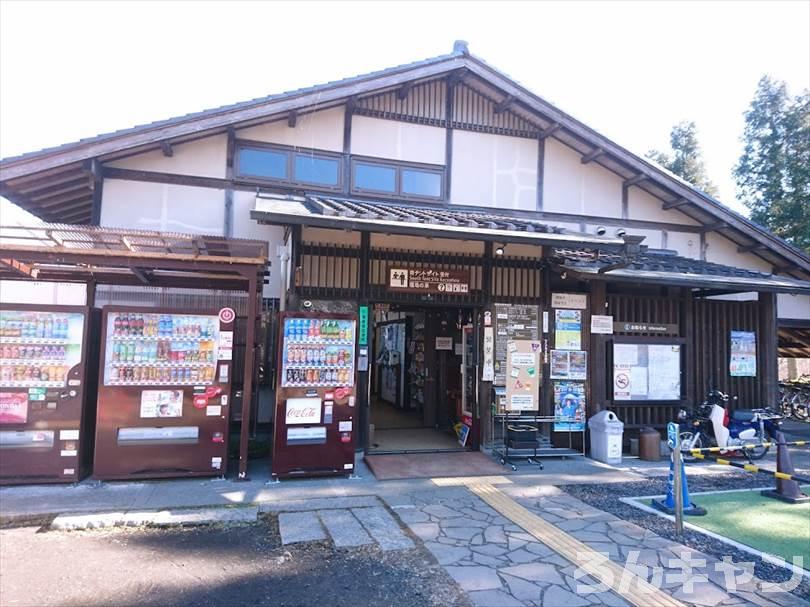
93 95 805 315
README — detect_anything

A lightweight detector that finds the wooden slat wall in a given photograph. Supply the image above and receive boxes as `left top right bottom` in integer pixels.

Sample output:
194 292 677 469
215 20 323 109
354 79 447 126
491 257 543 303
692 299 760 410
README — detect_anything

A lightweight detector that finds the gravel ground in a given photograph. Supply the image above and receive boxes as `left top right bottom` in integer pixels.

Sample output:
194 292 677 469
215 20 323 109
560 472 810 600
0 515 471 607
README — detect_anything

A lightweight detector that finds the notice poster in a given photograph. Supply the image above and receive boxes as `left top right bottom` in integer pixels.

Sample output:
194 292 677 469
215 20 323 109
140 389 184 418
553 382 586 432
554 310 582 350
730 331 757 377
0 392 28 424
550 350 587 380
613 343 681 401
482 326 494 381
590 315 614 334
505 340 541 411
493 304 540 386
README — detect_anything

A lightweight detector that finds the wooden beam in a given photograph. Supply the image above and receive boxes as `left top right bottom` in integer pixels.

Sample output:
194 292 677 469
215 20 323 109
130 266 152 284
396 81 413 100
539 123 560 139
23 177 88 199
36 190 92 208
737 242 765 253
447 68 468 88
701 222 728 233
0 257 39 279
12 170 87 194
160 141 173 157
287 111 297 128
662 197 689 210
759 292 779 407
580 148 604 164
493 95 514 114
623 174 648 187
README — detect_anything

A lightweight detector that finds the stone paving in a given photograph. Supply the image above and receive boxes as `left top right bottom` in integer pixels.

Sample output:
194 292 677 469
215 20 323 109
387 483 809 607
276 498 414 552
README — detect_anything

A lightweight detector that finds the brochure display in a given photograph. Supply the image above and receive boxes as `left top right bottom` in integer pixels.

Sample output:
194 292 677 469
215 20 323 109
272 312 358 479
93 306 234 480
0 304 95 484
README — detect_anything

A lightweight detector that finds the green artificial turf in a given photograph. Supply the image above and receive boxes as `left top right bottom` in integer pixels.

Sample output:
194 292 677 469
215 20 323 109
647 487 810 565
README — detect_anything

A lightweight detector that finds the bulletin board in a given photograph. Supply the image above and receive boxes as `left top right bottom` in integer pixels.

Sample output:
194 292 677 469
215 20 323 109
504 339 541 411
612 342 682 401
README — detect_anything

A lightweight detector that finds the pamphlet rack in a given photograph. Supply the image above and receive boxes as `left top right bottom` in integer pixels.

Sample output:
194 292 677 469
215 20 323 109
491 398 586 471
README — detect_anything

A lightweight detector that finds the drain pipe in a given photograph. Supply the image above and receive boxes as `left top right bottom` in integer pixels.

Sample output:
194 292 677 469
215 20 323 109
277 245 290 312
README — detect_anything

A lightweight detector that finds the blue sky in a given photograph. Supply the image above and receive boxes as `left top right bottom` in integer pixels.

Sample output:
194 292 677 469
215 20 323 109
1 0 808 222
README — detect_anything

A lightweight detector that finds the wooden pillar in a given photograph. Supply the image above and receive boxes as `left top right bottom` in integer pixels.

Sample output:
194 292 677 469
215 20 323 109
358 231 371 453
237 273 258 480
758 291 779 407
681 287 695 406
224 129 235 238
589 280 607 416
89 159 103 225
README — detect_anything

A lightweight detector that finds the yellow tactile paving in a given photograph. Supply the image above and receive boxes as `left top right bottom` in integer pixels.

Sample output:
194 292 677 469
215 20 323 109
436 478 686 607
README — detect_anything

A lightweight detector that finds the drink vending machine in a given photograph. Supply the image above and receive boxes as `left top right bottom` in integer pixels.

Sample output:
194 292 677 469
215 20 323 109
0 304 97 485
272 312 358 478
93 306 235 480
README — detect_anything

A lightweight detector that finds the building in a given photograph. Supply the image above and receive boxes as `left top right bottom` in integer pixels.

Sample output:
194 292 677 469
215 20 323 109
2 42 809 465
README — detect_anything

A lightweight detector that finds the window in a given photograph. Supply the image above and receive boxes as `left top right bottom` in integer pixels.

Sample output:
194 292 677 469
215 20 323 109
355 163 396 193
351 159 444 201
235 143 342 189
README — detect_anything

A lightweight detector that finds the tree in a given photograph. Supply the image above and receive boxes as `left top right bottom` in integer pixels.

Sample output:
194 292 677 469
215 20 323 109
646 121 718 196
735 76 810 254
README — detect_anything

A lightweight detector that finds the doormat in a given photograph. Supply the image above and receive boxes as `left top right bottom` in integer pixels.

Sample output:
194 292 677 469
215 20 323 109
364 451 510 481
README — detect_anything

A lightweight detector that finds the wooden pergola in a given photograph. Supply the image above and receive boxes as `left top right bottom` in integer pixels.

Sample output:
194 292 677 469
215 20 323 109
0 223 269 480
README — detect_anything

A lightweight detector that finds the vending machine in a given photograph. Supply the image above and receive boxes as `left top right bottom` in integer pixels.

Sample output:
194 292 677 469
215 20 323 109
0 304 96 485
272 312 357 479
93 306 235 480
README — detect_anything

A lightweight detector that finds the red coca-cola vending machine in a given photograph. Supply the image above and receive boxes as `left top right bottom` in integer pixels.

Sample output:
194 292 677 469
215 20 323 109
0 304 97 485
272 312 357 479
93 306 235 480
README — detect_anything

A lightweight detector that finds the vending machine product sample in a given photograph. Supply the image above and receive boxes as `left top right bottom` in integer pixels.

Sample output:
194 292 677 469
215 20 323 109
93 306 234 480
272 312 358 478
0 304 96 484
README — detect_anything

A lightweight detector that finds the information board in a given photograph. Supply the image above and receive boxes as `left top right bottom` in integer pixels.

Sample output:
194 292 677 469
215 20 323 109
493 304 540 386
505 340 541 411
613 343 681 401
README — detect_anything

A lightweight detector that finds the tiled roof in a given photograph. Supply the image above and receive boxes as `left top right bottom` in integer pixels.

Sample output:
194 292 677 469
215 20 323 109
551 248 810 294
253 194 628 249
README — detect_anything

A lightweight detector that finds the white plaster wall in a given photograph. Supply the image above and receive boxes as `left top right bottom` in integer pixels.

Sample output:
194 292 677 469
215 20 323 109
778 294 810 320
627 186 700 225
232 191 286 298
0 280 86 305
303 227 361 246
236 106 344 152
451 130 537 210
666 231 701 260
101 180 224 235
107 134 227 178
351 115 445 165
543 138 622 217
371 233 484 254
704 233 774 273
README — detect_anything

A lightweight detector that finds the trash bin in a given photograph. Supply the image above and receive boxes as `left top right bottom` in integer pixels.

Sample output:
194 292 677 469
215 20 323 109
588 410 624 464
639 427 661 461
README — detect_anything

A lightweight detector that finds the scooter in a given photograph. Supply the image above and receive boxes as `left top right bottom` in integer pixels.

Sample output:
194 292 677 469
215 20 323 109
677 390 783 462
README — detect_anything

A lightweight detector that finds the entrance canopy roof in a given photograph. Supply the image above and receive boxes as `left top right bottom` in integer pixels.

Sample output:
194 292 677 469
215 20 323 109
253 193 629 251
551 248 810 295
0 224 268 290
252 193 810 296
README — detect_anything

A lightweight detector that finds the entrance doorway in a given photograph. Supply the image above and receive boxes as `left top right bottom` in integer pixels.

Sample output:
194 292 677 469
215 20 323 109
368 305 477 453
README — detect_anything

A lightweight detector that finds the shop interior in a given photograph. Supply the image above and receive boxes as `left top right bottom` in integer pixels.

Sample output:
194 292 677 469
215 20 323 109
369 306 475 453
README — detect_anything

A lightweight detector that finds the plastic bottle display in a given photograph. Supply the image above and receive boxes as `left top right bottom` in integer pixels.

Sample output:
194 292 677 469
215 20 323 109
0 310 81 387
281 317 355 387
104 312 219 386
